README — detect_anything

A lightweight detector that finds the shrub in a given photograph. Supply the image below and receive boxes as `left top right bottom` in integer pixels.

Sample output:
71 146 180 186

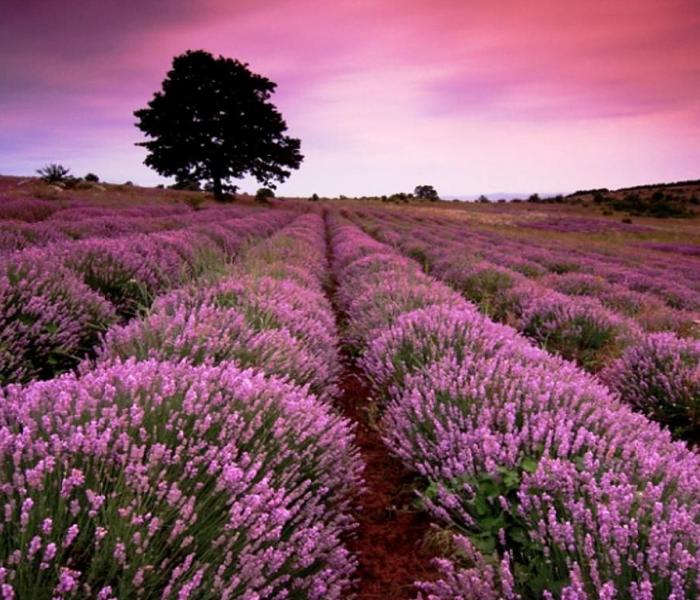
519 292 636 371
332 218 700 599
0 198 57 222
0 359 361 598
84 172 99 182
360 304 535 401
446 262 519 320
36 163 71 184
383 353 700 598
601 333 700 438
414 185 439 201
545 272 609 297
169 178 200 191
59 236 186 317
255 187 275 203
99 278 341 402
0 250 116 384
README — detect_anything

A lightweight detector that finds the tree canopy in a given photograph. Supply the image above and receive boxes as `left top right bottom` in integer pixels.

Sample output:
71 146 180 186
414 185 439 201
134 50 303 200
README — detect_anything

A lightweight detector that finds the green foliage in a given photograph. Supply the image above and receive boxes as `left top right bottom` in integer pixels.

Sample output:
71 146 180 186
459 267 516 320
414 185 440 201
389 192 410 203
523 311 623 371
423 457 568 597
610 191 694 218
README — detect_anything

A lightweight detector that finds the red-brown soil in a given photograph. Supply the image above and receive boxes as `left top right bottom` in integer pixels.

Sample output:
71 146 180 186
336 363 440 599
324 214 439 598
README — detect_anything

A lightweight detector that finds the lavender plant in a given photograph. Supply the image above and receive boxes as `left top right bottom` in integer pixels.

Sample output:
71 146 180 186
0 250 116 384
0 359 361 598
601 332 700 438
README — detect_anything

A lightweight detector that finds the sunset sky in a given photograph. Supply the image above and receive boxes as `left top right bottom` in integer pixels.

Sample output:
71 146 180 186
1 0 699 196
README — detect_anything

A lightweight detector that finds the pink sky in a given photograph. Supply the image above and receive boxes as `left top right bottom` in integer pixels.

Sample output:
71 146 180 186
1 0 699 196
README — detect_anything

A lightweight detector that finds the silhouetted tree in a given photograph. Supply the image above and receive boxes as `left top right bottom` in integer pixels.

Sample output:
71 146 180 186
414 185 439 201
84 172 99 182
37 164 71 183
134 50 303 201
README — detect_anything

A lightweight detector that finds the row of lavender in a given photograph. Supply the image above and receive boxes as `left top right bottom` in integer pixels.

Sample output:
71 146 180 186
0 200 258 257
0 213 362 598
0 209 294 385
0 196 190 223
329 212 700 599
365 208 700 317
353 210 700 439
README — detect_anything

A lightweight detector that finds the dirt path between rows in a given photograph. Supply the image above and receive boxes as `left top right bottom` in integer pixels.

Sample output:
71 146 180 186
323 213 439 598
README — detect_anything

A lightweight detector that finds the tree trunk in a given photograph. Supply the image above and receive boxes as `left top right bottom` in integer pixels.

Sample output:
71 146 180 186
212 176 223 201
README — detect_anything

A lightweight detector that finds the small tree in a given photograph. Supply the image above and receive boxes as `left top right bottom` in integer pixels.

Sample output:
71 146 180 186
414 185 439 201
310 193 320 201
84 172 100 182
255 187 275 203
478 194 490 203
134 50 303 200
37 164 71 184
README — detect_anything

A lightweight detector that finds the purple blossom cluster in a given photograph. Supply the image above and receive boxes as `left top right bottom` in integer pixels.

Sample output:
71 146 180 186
0 210 293 384
601 332 700 437
0 359 360 598
524 216 652 234
640 242 700 257
0 202 258 257
0 249 117 384
98 213 343 402
0 211 362 597
517 286 640 371
0 197 58 222
329 212 700 599
348 210 699 427
358 208 700 318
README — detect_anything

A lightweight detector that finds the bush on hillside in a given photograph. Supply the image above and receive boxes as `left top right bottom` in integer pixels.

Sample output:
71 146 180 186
37 163 71 184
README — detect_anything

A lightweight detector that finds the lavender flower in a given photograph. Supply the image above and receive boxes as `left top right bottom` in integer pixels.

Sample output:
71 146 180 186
601 332 700 437
0 359 361 598
0 250 116 384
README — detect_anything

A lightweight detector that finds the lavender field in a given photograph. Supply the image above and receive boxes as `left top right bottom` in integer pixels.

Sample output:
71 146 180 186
1 180 699 599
